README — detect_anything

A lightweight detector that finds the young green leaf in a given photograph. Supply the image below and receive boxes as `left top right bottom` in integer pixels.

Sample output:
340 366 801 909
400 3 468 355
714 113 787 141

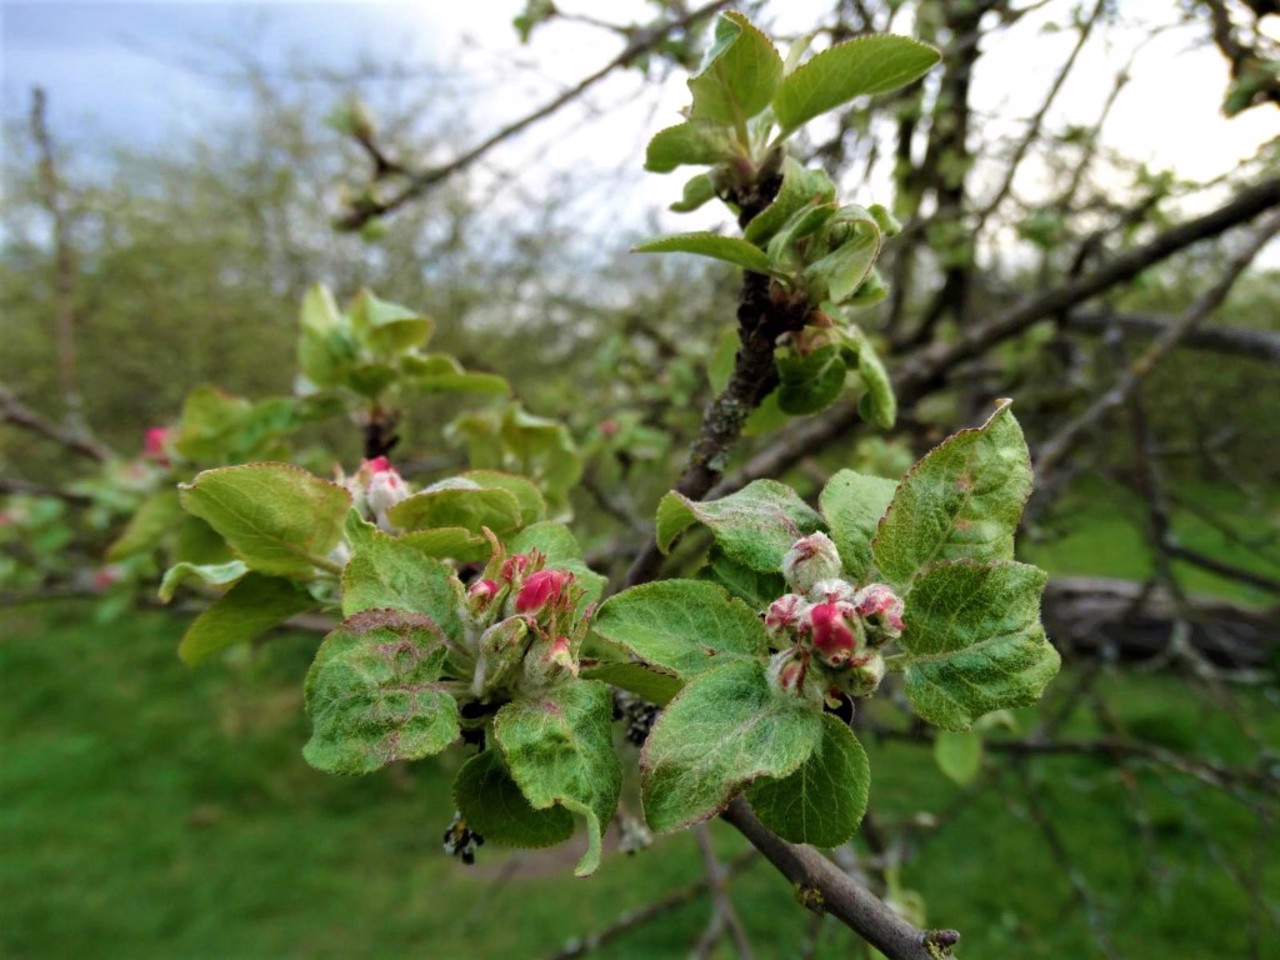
641 659 823 833
670 172 719 213
872 401 1031 587
688 12 784 126
453 749 575 849
107 489 184 562
592 580 770 680
819 469 898 582
856 334 896 429
777 344 847 415
580 662 682 707
934 730 983 786
303 609 460 774
632 232 776 275
460 470 547 527
645 121 733 173
701 545 787 608
803 212 881 304
297 283 354 388
899 559 1060 731
340 521 463 642
348 287 433 355
746 713 870 847
178 573 315 665
744 158 837 246
387 484 524 538
656 479 825 573
159 559 249 603
494 681 621 877
179 463 351 578
774 35 941 134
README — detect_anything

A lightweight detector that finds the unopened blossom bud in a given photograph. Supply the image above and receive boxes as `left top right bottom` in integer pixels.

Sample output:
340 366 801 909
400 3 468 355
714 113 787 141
515 568 572 615
764 593 808 633
523 634 578 690
846 651 886 697
467 578 500 613
599 419 619 437
781 532 842 595
501 553 532 584
804 600 863 669
766 649 821 706
365 458 408 529
143 427 172 467
92 565 123 591
473 616 531 697
854 583 905 643
809 578 856 603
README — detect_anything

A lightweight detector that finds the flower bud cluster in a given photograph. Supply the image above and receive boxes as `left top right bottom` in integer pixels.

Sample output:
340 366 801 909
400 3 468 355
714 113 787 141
765 533 904 702
454 536 591 702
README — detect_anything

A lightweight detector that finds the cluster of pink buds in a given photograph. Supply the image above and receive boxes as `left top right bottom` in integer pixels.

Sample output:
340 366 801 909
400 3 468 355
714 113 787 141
454 535 592 700
764 533 905 701
342 456 410 532
143 427 173 468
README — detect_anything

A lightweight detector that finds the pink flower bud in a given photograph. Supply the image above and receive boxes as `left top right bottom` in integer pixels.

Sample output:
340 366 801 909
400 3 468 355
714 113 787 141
366 461 408 523
854 583 905 640
804 600 863 668
501 554 532 583
766 649 820 704
809 578 856 603
515 569 572 614
365 456 393 474
847 651 886 696
764 593 808 633
599 419 619 437
143 427 172 466
781 533 842 595
469 578 499 602
92 565 122 591
523 634 579 689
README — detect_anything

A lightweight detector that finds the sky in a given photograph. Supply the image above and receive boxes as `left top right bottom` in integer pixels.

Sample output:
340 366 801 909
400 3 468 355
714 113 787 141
2 1 1278 243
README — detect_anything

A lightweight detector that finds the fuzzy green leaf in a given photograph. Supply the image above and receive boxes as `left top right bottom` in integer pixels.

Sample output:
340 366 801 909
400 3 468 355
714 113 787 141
453 748 575 848
107 489 185 562
340 518 462 642
494 680 621 876
655 479 825 573
804 210 881 304
179 463 351 578
641 660 823 833
777 344 847 415
303 609 460 774
701 546 787 608
387 484 523 538
632 232 776 275
592 580 770 680
349 287 433 355
670 172 719 213
747 713 870 847
179 573 315 665
460 470 547 527
159 559 249 603
744 158 837 245
688 12 784 124
934 730 983 785
819 469 897 582
580 662 682 707
774 35 941 133
645 122 733 173
872 401 1031 587
856 333 896 429
900 559 1059 731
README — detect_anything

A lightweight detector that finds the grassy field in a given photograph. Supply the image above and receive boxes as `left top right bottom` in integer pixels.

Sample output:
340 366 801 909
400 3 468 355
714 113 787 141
3 595 1276 959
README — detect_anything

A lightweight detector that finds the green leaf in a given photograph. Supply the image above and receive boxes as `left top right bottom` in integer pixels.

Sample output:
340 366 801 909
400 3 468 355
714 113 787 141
348 287 433 354
172 387 254 463
764 201 838 267
744 158 836 246
592 580 770 680
494 681 621 876
298 284 354 388
632 232 776 275
688 12 784 125
453 749 575 848
742 388 790 437
777 345 847 415
900 559 1059 731
580 662 681 706
773 35 941 134
641 660 823 832
645 122 733 173
178 573 314 665
340 519 463 642
303 609 460 774
670 172 719 213
179 464 351 578
804 210 881 304
747 714 870 846
656 479 825 573
459 470 546 527
702 545 787 608
387 484 523 538
848 328 896 429
399 527 491 564
415 370 510 395
107 490 184 562
159 559 248 603
871 401 1031 587
819 469 897 582
934 730 983 786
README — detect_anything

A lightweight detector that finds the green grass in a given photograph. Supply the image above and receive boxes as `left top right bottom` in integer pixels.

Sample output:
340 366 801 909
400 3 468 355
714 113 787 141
1022 479 1280 607
3 603 1276 959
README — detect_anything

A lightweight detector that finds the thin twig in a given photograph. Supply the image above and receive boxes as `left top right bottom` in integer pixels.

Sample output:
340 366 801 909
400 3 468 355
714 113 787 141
694 823 755 960
0 383 112 462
